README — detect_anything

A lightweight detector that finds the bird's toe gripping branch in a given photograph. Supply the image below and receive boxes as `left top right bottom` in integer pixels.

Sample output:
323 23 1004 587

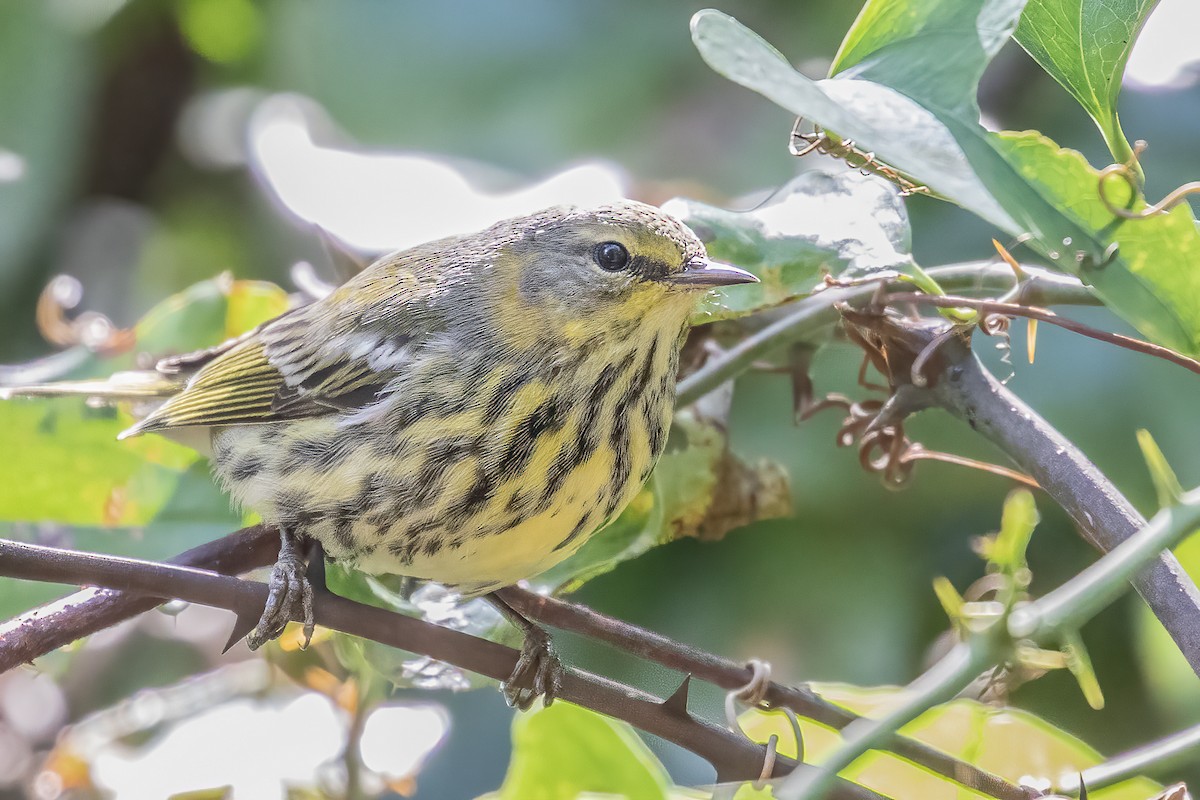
232 527 316 652
486 592 564 710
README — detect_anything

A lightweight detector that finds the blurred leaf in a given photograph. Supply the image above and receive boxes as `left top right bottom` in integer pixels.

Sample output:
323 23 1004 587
133 275 288 360
669 170 913 323
1014 0 1156 165
1136 429 1184 509
490 702 672 800
740 684 1160 799
0 4 92 297
178 0 262 64
691 7 1200 354
169 788 232 800
0 276 287 527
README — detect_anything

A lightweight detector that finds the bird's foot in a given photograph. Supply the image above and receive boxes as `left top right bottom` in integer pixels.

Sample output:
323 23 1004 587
247 528 315 650
504 622 563 710
486 591 564 709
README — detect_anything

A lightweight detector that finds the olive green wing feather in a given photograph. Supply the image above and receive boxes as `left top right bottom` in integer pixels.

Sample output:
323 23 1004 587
122 251 439 437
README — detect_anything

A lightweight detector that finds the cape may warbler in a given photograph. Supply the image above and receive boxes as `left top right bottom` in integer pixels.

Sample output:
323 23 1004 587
5 201 756 706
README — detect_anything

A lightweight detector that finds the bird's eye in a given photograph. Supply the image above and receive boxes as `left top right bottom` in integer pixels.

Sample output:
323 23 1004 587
593 241 630 272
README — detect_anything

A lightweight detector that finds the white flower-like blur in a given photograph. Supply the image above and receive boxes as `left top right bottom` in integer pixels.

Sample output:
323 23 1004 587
247 94 628 253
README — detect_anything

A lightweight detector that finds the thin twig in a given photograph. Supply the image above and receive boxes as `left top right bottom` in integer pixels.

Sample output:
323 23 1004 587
1008 489 1200 642
677 263 1096 407
775 640 1001 800
886 292 1200 377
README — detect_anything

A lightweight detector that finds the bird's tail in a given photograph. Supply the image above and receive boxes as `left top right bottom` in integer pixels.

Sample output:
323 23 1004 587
0 370 179 402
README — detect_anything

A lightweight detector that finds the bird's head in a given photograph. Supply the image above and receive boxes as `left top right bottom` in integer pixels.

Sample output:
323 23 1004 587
491 200 757 342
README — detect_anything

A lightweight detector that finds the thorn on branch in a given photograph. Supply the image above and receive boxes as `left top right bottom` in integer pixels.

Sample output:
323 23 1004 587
662 674 693 716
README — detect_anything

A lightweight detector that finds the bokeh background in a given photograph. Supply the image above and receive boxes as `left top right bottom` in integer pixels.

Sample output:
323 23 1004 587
2 0 1199 797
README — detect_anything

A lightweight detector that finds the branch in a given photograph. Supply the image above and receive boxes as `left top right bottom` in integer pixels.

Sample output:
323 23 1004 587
0 525 276 670
0 538 903 797
498 587 1031 800
775 480 1200 800
678 262 1095 407
930 343 1200 674
2 526 1026 799
846 309 1200 675
1064 723 1200 794
774 639 1002 800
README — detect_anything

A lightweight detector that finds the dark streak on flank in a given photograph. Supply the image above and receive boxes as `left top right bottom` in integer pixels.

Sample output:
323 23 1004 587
553 512 594 551
536 353 630 512
605 339 658 503
284 438 349 471
481 370 531 426
229 456 263 482
414 435 483 492
328 501 359 551
496 397 566 477
454 465 497 521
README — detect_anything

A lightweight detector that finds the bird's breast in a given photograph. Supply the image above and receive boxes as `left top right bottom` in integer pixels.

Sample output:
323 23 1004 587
209 325 681 588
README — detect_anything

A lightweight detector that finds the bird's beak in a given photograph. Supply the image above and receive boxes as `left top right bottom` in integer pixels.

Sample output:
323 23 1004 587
663 257 759 288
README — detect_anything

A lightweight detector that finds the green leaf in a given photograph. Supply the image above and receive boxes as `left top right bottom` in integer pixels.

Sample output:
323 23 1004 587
690 7 1200 354
0 276 288 527
667 170 914 323
1014 0 1157 166
739 684 1160 799
691 9 1016 230
1135 429 1184 509
492 702 672 800
991 131 1200 354
831 0 1022 110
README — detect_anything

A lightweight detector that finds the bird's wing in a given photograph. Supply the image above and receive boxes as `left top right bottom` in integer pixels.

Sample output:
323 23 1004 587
123 255 437 436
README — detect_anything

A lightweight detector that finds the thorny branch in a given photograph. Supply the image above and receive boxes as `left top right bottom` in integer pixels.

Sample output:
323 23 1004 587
0 526 1028 800
1 263 1195 795
838 306 1200 676
1 539 882 794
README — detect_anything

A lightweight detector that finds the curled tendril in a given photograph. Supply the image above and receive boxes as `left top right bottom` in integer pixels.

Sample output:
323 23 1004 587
789 117 932 197
722 659 804 788
1097 139 1200 220
35 275 135 357
801 390 1039 490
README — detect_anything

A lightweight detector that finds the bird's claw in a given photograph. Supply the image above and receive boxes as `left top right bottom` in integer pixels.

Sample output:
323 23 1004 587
247 532 315 650
503 624 563 710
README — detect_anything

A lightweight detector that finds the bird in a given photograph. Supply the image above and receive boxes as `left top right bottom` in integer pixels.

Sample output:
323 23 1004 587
2 201 757 707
